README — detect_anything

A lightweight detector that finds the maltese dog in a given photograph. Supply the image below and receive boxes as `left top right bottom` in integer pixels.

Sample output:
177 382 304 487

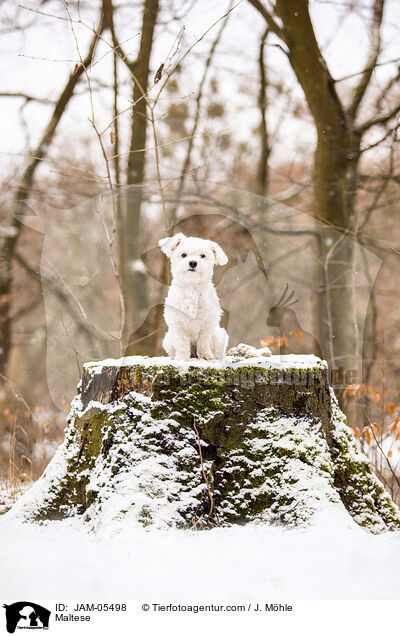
158 232 228 360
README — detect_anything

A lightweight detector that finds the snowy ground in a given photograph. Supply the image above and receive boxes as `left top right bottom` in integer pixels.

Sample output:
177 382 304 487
1 502 400 600
83 352 327 373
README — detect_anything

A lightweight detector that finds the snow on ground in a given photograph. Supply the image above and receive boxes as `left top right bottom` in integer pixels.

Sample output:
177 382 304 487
0 481 33 515
1 502 400 600
83 353 327 375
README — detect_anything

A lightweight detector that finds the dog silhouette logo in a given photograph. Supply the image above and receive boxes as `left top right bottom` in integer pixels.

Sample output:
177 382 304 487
265 284 322 357
3 602 50 633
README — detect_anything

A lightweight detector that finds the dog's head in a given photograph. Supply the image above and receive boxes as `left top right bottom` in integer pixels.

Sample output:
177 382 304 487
158 233 228 285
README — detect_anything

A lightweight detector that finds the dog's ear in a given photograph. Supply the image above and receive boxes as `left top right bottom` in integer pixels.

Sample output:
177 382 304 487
209 240 228 266
158 233 186 257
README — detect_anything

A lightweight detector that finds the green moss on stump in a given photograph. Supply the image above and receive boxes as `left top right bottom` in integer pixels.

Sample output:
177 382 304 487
16 357 400 532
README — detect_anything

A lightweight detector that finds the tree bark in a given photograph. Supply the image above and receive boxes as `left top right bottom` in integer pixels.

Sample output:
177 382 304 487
274 0 355 374
13 357 400 532
257 28 270 195
124 0 159 337
248 0 385 381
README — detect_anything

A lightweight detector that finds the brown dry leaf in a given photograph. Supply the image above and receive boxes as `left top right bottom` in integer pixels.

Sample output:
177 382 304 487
353 427 361 440
110 131 116 144
385 402 397 415
388 450 393 458
344 385 356 398
368 386 380 402
383 387 388 396
373 423 382 436
370 391 380 403
363 428 372 445
393 421 400 434
154 63 164 84
295 329 303 342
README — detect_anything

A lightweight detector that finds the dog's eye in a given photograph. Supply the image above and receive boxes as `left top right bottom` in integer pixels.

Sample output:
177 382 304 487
181 253 187 258
200 254 206 258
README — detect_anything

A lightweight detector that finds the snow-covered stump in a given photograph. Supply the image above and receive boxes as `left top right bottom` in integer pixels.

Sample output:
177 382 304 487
10 354 400 532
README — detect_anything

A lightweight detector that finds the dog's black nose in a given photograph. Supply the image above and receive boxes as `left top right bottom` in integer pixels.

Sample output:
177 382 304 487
189 261 197 269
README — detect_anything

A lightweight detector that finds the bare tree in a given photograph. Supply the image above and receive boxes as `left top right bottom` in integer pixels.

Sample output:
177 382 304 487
248 0 400 382
117 0 160 333
0 2 108 374
257 27 270 195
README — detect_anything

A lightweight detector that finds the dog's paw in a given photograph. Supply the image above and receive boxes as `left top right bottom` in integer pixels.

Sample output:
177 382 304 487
174 351 191 361
197 348 214 360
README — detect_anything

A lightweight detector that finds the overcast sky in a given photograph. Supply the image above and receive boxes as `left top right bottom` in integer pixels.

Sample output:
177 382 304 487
1 0 399 185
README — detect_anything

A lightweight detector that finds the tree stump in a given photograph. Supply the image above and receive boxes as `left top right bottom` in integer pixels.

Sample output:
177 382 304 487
11 354 400 532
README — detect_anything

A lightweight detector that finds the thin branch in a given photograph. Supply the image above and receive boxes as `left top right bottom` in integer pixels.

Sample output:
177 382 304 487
357 102 400 133
360 400 400 491
0 92 54 104
169 1 232 224
347 0 385 121
97 195 126 351
257 27 270 195
65 1 126 346
0 5 106 374
12 295 42 322
247 0 286 41
14 251 113 343
335 56 400 83
11 9 106 233
153 0 243 105
350 119 400 157
0 371 40 425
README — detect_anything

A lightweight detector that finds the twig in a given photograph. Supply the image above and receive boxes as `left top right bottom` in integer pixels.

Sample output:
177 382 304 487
193 417 214 520
169 1 233 224
0 92 54 104
97 195 126 351
347 0 385 121
360 399 400 490
0 372 39 424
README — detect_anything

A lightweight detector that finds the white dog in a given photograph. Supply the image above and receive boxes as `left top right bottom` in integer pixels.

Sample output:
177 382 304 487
158 233 228 360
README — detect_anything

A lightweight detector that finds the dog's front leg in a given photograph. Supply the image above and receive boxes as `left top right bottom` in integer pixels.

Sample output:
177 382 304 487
197 332 214 360
173 332 191 361
162 331 175 358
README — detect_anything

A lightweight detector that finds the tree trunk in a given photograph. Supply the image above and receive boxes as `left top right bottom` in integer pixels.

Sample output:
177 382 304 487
257 28 270 195
123 0 159 337
249 0 362 377
10 355 400 532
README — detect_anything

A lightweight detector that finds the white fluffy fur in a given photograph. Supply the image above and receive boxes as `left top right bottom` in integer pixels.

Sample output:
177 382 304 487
159 233 228 361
